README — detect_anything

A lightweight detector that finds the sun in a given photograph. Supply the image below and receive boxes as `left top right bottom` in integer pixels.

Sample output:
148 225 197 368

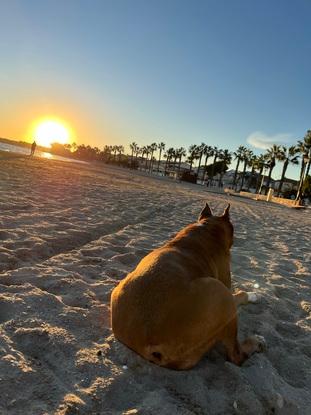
34 120 70 148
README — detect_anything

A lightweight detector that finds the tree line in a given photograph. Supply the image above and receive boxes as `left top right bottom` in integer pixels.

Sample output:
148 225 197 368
50 130 311 200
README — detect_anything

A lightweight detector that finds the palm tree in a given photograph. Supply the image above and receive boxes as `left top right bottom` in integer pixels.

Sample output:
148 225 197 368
233 146 247 189
209 146 219 185
171 148 179 171
196 142 206 182
297 140 307 188
144 145 152 170
254 155 266 193
246 154 258 191
149 142 158 173
187 145 199 173
296 131 311 201
164 147 175 175
276 146 299 196
157 142 165 173
239 149 253 191
101 145 112 162
117 145 124 163
298 130 311 179
135 146 141 168
140 146 147 170
304 130 311 177
176 147 187 174
202 145 213 183
112 145 118 161
218 149 232 187
130 141 138 168
264 144 283 194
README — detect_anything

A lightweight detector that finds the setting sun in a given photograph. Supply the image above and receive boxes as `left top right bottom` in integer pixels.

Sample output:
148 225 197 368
34 120 70 148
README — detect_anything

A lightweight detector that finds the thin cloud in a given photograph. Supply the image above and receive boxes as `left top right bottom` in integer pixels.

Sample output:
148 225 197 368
246 131 292 150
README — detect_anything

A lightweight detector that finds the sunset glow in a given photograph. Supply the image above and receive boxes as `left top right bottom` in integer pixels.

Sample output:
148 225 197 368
34 120 70 148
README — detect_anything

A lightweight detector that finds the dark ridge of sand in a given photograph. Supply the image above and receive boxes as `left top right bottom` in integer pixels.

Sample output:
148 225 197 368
0 150 29 160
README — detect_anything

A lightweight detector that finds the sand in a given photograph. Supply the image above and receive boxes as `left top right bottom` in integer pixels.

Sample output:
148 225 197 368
0 155 310 414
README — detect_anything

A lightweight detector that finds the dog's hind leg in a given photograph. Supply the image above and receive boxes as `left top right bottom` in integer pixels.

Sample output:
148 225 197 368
233 291 249 306
221 319 266 365
187 279 265 366
183 279 264 366
144 278 264 369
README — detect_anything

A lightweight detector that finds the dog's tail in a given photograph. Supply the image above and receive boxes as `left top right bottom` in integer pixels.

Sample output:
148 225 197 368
144 344 165 365
145 344 182 369
144 344 189 370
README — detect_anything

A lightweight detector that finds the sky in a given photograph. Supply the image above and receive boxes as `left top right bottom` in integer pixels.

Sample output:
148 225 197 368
1 0 310 179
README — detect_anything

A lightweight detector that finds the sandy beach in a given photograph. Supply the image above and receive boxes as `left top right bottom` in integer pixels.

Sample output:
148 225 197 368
0 155 310 414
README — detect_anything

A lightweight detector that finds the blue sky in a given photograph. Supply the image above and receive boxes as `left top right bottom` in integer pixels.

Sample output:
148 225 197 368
1 0 310 179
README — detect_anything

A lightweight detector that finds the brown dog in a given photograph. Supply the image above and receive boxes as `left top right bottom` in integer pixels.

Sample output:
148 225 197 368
111 203 265 370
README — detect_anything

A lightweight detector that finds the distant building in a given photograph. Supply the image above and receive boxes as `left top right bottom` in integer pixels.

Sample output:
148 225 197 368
273 177 298 192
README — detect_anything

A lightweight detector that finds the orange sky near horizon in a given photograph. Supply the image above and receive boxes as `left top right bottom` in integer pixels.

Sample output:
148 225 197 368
0 95 125 151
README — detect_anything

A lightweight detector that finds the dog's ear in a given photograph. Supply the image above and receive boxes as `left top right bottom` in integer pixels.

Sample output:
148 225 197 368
222 203 230 220
198 203 213 221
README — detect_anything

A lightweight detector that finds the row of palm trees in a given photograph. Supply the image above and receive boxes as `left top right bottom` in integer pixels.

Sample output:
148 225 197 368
128 130 311 198
52 130 311 199
129 142 233 183
231 144 298 196
232 133 311 197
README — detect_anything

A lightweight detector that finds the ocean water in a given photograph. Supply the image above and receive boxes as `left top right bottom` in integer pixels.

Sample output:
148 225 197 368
0 142 87 164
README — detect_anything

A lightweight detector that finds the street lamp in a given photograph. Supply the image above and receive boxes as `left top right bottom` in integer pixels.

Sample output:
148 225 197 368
295 154 310 203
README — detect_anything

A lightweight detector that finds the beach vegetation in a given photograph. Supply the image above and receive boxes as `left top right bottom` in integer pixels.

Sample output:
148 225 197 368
5 126 311 202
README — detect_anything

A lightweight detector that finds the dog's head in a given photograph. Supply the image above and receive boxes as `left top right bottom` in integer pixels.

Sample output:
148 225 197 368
198 202 233 248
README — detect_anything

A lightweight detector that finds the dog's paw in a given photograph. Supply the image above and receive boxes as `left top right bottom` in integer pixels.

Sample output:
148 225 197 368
247 292 259 303
252 335 267 352
242 335 267 357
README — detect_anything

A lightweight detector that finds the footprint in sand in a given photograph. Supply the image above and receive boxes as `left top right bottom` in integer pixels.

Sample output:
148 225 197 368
271 353 308 388
110 252 138 266
275 321 305 338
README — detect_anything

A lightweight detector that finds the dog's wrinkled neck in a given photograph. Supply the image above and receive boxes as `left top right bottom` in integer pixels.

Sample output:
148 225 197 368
196 219 233 251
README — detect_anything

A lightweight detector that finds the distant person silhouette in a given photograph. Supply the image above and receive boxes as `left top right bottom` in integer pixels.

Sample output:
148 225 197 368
30 140 37 156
